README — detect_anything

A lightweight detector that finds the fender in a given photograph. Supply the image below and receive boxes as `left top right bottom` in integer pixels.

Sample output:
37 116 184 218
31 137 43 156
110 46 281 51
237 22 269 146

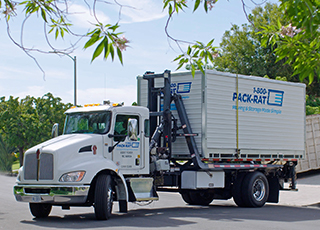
58 156 129 201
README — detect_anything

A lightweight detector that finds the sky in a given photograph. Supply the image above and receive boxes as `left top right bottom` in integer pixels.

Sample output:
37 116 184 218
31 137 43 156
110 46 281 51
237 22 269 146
0 0 279 106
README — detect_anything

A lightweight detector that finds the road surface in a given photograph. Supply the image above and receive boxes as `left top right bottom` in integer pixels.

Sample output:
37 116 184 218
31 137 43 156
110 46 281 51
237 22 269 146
1 172 320 230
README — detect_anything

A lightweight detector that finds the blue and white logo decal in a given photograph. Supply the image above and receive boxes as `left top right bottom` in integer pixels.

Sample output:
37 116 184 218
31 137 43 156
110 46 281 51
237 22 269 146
267 90 284 106
177 82 192 93
162 82 193 111
171 82 192 94
232 87 284 115
117 142 140 149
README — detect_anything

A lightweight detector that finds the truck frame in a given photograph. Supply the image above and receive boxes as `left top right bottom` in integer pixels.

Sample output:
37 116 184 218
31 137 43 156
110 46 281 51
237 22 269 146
14 70 302 220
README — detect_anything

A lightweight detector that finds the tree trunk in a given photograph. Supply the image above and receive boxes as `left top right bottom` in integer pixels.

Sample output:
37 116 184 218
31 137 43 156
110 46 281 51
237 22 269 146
19 147 24 167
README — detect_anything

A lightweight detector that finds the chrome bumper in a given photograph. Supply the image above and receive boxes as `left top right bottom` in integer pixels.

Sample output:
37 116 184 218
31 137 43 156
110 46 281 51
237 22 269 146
14 184 90 204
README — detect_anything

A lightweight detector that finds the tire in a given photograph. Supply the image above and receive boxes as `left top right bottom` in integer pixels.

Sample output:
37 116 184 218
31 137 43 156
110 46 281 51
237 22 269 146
29 203 52 218
242 171 269 207
180 192 196 205
188 190 214 206
94 174 114 220
232 173 246 207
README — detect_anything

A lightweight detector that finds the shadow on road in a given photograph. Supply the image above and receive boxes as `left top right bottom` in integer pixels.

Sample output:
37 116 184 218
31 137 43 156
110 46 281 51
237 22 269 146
19 204 320 229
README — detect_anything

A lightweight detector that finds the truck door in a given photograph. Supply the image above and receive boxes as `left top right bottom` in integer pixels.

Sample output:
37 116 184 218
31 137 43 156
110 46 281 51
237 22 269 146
112 114 145 172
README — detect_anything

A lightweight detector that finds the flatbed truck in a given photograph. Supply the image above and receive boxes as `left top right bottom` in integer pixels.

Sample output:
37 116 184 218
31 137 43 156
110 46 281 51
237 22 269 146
14 70 305 220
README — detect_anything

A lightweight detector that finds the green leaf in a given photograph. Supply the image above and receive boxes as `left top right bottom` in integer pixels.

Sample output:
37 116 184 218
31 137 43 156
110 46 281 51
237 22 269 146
109 43 115 61
41 8 47 22
55 29 59 39
60 28 64 38
176 62 184 70
308 72 314 85
84 31 101 49
117 47 123 65
169 4 173 15
91 39 105 62
104 37 109 59
173 54 183 62
194 0 201 12
204 0 208 12
193 50 200 57
187 46 191 55
163 0 170 10
207 38 214 47
191 64 196 77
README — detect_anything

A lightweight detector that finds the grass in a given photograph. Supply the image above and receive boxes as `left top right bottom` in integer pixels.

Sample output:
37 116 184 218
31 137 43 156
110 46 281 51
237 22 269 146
12 160 20 171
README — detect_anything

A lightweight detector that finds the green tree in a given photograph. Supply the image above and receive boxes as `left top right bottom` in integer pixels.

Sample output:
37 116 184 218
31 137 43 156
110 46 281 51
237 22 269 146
0 133 16 172
259 0 320 84
33 93 73 139
213 2 320 97
0 93 72 166
214 3 293 79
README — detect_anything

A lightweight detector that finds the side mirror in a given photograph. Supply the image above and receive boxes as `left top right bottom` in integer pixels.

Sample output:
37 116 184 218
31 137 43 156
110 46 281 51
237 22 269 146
51 123 59 138
128 118 138 141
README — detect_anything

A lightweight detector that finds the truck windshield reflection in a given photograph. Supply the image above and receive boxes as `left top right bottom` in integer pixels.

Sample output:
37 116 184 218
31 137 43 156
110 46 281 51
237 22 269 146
63 111 111 134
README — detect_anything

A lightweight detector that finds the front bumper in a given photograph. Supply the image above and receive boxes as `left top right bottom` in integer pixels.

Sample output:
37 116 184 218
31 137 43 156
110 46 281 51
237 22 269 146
14 184 90 204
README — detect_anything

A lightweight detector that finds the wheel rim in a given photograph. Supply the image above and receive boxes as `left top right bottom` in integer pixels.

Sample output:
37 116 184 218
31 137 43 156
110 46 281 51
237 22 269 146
252 178 265 201
107 188 113 213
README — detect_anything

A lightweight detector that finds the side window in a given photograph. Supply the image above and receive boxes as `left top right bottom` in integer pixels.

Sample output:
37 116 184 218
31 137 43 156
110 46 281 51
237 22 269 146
114 115 139 141
144 119 150 137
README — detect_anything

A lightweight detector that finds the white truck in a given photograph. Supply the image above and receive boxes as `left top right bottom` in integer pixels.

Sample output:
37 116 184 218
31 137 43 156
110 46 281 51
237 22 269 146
14 70 305 220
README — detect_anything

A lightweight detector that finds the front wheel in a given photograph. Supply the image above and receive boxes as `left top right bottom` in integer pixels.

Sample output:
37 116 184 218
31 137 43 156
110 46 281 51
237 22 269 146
29 203 52 218
180 192 196 205
187 190 214 206
94 174 114 220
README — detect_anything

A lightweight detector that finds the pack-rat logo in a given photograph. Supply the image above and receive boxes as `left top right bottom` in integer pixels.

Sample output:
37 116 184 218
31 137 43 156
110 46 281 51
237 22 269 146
232 87 284 107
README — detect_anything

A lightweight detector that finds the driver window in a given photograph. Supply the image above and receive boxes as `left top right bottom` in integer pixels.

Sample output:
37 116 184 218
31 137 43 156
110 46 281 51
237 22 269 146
114 115 139 141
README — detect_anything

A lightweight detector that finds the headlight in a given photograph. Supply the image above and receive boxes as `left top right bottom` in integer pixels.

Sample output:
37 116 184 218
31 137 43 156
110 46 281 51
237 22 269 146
59 171 86 182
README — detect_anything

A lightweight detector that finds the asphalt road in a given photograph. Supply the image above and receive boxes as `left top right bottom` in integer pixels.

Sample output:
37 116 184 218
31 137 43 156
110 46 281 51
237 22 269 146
1 172 320 230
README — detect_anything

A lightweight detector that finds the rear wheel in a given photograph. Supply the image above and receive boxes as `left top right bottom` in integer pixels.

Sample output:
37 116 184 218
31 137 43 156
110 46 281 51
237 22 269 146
242 171 269 207
94 174 114 220
232 173 246 207
29 203 52 218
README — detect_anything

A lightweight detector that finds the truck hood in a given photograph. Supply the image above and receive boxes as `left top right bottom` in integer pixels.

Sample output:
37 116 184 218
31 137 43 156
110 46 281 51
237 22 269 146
26 134 103 154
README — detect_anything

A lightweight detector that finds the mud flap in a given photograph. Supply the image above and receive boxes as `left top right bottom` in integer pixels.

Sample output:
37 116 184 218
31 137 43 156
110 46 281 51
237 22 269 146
267 176 279 203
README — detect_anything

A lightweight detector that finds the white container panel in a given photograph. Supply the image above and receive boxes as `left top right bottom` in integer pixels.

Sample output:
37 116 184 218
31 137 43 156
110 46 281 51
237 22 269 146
169 72 203 157
203 71 305 159
138 70 305 160
206 73 237 150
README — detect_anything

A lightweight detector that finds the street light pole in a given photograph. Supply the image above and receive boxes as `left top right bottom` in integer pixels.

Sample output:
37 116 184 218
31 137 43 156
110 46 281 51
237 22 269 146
61 54 77 106
73 56 77 106
49 51 77 106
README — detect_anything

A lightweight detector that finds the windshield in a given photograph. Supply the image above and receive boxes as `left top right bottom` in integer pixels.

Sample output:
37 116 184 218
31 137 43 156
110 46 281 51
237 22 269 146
63 111 111 134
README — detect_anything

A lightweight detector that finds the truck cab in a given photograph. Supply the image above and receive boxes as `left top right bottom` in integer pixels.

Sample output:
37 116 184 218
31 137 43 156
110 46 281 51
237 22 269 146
14 103 153 220
62 103 150 175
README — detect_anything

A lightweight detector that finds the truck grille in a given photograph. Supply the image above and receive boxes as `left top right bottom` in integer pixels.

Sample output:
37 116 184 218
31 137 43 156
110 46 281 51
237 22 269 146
24 153 54 180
